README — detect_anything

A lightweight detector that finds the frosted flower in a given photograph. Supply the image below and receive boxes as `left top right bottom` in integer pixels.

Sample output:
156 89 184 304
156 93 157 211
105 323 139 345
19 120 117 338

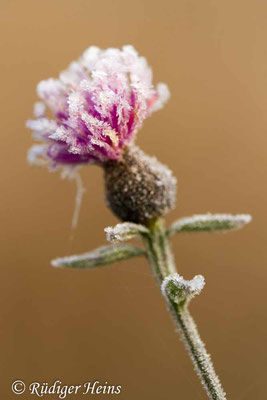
26 45 170 170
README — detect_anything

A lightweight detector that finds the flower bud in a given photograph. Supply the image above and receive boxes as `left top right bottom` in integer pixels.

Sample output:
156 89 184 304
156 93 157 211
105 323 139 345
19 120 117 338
104 146 177 225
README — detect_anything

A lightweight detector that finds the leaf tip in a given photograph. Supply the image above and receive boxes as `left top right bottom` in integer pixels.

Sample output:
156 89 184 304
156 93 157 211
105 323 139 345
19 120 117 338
51 258 64 268
161 273 205 305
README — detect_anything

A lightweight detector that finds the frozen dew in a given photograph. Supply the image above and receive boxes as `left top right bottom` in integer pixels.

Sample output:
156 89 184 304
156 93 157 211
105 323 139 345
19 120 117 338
105 222 149 243
161 273 205 305
168 213 252 235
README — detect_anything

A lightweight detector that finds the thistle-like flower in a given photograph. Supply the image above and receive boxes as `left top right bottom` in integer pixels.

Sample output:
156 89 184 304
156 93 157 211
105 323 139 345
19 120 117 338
27 45 176 224
27 45 169 168
27 45 252 400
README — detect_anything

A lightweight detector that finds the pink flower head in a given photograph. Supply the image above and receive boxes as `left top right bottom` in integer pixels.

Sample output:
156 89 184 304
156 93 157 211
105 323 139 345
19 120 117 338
27 45 170 170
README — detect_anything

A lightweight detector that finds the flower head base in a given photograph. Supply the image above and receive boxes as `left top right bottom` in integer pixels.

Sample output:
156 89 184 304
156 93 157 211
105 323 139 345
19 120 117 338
27 45 170 171
104 146 177 224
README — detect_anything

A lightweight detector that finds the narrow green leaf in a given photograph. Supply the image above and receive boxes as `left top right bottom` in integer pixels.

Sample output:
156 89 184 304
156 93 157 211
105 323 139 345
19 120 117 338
51 244 146 269
168 213 252 236
105 222 149 243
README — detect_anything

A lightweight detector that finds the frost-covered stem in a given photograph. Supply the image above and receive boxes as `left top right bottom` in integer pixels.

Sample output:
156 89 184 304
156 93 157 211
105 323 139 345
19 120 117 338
168 301 226 399
143 218 176 283
142 218 226 400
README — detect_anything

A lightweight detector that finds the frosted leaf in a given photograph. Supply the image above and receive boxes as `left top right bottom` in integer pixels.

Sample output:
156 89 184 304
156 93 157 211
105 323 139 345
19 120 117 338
161 273 205 305
51 244 146 269
104 222 149 243
168 213 252 236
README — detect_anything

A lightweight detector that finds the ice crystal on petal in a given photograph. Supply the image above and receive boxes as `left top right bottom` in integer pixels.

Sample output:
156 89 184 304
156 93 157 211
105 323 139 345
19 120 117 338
33 102 46 118
27 45 170 170
28 144 48 166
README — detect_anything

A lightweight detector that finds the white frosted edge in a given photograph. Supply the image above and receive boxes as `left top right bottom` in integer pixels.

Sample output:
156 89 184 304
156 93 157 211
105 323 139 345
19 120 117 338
104 222 149 243
161 273 205 300
173 213 252 229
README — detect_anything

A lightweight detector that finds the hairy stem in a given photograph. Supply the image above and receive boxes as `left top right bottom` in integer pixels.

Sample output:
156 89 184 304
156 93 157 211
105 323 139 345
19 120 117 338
142 218 226 400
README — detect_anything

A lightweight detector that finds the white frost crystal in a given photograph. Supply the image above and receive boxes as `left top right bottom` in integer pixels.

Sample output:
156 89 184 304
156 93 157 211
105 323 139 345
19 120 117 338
161 273 226 398
105 222 149 243
168 213 252 235
161 273 205 304
52 244 145 268
33 101 46 118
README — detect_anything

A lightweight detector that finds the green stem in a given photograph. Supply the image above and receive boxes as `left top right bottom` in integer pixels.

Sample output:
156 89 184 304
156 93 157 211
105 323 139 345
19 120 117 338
144 218 176 281
142 218 226 400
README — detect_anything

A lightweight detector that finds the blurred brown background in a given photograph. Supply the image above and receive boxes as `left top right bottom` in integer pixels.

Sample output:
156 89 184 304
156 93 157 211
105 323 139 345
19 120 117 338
1 0 267 398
